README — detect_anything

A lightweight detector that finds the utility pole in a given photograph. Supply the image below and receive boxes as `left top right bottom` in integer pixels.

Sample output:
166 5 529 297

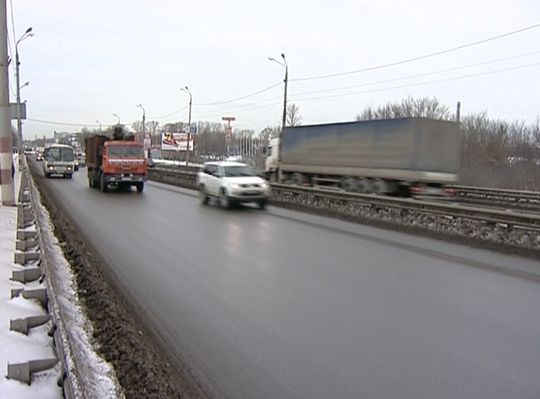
181 87 192 166
137 104 146 154
222 116 235 157
269 53 288 182
456 101 461 124
15 27 32 165
0 0 15 205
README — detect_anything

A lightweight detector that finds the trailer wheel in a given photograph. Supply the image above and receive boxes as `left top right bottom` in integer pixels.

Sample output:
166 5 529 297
341 177 358 192
292 172 307 186
100 175 108 192
356 178 372 193
372 179 389 195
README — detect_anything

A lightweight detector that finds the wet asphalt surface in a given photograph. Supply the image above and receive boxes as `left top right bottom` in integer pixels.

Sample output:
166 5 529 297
41 169 540 399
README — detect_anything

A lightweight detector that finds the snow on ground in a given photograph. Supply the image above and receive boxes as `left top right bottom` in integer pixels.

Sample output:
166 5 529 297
0 166 62 398
0 161 122 398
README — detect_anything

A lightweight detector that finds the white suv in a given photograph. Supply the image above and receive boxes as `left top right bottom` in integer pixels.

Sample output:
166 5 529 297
196 161 271 209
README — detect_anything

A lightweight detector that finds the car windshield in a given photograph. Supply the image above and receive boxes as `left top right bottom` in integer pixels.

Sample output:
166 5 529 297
223 165 256 177
108 145 144 157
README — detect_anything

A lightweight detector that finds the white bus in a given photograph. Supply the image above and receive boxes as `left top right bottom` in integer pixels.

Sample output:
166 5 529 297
42 144 75 178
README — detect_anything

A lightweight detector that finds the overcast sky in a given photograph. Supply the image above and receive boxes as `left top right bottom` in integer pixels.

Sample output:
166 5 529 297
9 0 540 138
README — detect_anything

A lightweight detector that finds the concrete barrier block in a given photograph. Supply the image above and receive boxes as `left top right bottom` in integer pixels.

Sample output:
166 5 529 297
16 238 39 251
11 288 48 308
17 203 32 213
7 358 58 384
10 315 51 335
17 230 37 241
12 267 42 283
14 251 41 265
17 219 35 230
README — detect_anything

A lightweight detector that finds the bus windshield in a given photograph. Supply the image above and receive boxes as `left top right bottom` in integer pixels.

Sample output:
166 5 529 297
44 146 74 162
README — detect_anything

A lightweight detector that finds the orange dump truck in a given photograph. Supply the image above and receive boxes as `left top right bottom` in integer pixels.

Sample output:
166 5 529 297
85 130 147 192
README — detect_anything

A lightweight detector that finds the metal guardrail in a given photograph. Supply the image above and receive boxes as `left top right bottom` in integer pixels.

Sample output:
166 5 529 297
22 162 85 397
271 184 540 230
451 184 540 204
448 185 540 213
148 166 197 188
451 185 540 201
148 167 540 230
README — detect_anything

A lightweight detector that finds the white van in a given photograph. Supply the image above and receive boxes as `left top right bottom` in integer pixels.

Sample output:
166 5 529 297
42 144 75 178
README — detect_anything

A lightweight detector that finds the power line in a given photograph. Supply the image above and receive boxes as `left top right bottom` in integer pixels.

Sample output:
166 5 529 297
290 61 540 103
289 50 540 97
27 118 103 127
194 101 282 120
9 0 16 48
26 62 539 129
291 22 540 82
8 0 17 97
195 81 282 106
6 32 16 97
148 105 188 120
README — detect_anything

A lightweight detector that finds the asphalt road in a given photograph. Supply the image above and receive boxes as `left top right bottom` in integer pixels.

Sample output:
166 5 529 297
40 167 540 399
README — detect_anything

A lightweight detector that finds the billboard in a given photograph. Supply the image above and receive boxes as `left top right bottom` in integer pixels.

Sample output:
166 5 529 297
161 132 194 151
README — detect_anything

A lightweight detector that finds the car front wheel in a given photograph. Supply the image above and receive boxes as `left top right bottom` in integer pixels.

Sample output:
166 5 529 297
220 189 232 209
199 185 209 204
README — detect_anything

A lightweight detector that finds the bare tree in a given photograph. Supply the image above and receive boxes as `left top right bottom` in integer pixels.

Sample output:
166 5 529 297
147 120 160 136
459 112 540 189
286 103 302 126
355 96 452 121
259 126 280 142
131 121 145 134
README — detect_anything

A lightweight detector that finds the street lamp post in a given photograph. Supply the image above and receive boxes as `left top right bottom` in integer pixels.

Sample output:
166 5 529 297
16 27 34 163
112 113 120 125
181 86 192 166
136 104 146 144
96 120 102 133
268 53 288 182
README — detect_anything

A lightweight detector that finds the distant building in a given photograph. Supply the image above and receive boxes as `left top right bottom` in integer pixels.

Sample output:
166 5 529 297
53 131 81 149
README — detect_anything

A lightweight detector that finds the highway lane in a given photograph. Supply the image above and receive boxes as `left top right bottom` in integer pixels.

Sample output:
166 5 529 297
40 168 540 398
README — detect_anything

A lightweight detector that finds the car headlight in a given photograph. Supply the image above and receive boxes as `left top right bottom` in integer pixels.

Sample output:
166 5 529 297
229 183 241 190
48 166 54 170
67 166 72 171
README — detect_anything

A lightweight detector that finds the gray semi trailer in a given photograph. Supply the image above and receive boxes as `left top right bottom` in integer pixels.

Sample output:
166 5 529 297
264 117 461 196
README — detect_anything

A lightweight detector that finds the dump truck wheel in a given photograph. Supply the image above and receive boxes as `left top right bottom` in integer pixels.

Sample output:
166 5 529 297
100 175 108 192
